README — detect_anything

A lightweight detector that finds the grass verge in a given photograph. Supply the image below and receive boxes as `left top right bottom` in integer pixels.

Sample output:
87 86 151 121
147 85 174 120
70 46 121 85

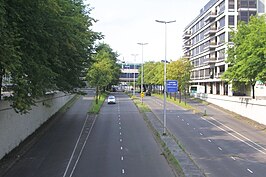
88 93 107 114
153 93 201 114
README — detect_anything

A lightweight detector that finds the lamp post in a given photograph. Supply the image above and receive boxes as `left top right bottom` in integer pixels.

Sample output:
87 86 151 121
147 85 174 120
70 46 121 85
137 43 148 103
131 54 138 96
155 20 176 135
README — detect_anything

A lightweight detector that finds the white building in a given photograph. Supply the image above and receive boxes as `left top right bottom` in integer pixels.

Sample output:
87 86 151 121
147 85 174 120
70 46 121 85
183 0 265 96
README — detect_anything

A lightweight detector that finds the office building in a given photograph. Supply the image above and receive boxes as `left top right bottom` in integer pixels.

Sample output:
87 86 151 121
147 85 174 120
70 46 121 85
183 0 265 96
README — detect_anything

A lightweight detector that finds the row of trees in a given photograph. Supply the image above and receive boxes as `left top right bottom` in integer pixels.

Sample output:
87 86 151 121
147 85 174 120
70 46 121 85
223 15 266 98
86 43 121 104
0 0 101 113
139 58 192 100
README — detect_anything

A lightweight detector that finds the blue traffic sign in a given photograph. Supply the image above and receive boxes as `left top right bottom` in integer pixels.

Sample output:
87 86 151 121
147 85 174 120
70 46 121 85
167 80 178 93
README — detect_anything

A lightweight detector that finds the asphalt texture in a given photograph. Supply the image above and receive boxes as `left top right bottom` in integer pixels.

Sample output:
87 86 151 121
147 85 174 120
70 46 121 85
1 91 176 177
143 94 266 177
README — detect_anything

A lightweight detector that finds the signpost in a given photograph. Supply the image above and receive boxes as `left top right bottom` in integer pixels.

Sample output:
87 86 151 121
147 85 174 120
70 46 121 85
167 80 178 93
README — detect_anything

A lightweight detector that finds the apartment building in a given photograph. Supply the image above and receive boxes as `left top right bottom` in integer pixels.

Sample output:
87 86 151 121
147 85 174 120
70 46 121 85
183 0 265 96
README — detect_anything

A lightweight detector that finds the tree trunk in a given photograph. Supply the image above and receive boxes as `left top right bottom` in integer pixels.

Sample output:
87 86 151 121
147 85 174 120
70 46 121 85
184 89 187 105
96 86 99 104
0 68 4 101
179 90 182 103
252 84 255 99
174 92 176 101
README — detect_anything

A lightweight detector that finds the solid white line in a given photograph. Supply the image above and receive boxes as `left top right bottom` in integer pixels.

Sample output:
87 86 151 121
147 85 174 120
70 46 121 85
210 117 266 153
218 147 223 151
63 114 90 177
122 169 125 174
69 115 98 177
247 168 254 174
201 117 266 154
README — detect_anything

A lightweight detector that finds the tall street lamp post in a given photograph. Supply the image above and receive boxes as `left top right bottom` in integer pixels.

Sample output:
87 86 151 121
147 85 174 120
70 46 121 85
131 54 138 96
137 43 148 104
155 20 176 135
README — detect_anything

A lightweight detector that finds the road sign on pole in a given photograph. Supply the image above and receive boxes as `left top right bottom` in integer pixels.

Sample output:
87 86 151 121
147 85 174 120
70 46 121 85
166 80 178 93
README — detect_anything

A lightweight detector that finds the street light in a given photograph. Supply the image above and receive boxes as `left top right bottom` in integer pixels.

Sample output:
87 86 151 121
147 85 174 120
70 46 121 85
131 54 138 96
137 43 148 104
155 20 176 135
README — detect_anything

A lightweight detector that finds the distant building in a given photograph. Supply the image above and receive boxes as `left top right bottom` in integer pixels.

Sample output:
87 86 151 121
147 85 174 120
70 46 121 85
118 62 140 91
183 0 265 96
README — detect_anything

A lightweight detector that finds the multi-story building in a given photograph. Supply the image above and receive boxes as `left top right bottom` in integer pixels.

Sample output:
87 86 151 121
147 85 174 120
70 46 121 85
119 63 140 91
183 0 265 96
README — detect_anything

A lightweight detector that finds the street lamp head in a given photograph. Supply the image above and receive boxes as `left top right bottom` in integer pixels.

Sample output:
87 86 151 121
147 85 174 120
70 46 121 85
155 20 176 24
137 42 148 45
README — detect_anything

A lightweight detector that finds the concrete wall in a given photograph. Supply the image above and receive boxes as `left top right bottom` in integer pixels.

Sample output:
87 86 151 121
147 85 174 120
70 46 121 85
0 92 74 160
193 93 266 125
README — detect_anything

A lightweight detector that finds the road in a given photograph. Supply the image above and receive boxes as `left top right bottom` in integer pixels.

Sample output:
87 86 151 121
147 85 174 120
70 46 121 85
144 95 266 177
3 92 175 177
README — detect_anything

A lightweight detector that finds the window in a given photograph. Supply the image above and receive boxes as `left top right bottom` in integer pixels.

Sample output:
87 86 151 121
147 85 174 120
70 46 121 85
229 15 235 26
219 1 225 14
219 33 225 44
219 17 225 29
249 0 257 8
239 0 248 8
228 0 235 10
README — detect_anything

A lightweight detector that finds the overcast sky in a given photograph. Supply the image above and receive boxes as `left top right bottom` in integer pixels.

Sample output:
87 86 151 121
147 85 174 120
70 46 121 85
85 0 210 63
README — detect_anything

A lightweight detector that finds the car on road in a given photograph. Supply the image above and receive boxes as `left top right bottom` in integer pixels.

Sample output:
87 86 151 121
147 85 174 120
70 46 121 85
107 95 116 104
145 90 151 96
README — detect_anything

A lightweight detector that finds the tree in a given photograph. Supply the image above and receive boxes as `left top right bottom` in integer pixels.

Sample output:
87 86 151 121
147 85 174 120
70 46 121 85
222 15 266 99
86 43 120 103
1 0 100 113
167 58 192 102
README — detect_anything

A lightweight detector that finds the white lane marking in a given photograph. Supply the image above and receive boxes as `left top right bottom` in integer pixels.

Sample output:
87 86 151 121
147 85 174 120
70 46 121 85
210 117 266 153
120 139 122 142
201 117 266 154
177 115 180 118
231 156 236 161
120 132 122 135
208 139 212 143
182 119 184 121
122 169 125 174
118 115 121 117
200 133 203 136
194 128 196 130
119 122 121 125
67 115 98 177
247 169 254 174
218 147 223 151
63 115 93 177
187 123 190 126
121 146 123 150
119 127 122 130
121 156 124 161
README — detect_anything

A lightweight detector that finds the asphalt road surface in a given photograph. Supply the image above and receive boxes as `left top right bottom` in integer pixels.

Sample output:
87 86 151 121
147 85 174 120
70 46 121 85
3 91 175 177
144 95 266 177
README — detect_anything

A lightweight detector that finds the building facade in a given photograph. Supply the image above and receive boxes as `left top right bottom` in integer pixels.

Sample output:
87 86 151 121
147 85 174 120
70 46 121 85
183 0 265 96
119 63 140 91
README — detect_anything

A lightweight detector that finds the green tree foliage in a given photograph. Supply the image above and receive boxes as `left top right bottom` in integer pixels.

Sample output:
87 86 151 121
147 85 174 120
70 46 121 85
86 43 120 104
0 0 100 113
223 15 266 99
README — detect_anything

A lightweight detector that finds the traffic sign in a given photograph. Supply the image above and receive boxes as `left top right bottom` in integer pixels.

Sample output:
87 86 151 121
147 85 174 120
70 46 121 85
167 80 178 93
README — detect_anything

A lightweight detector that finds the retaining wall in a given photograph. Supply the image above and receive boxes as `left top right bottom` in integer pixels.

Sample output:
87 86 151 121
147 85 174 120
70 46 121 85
0 92 74 160
193 93 266 125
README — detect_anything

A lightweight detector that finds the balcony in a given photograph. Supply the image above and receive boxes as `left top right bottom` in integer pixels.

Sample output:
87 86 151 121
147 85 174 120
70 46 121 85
183 42 191 49
205 26 217 36
205 56 217 64
183 53 191 59
208 42 217 50
204 12 217 22
183 31 191 39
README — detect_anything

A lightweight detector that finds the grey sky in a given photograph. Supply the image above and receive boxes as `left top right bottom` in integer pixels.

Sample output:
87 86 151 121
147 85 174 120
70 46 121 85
85 0 209 63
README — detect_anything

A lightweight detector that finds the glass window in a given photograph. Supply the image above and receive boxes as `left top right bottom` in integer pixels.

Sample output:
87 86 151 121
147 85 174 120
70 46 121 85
219 17 225 29
249 0 257 8
229 15 235 26
240 0 248 8
228 0 235 9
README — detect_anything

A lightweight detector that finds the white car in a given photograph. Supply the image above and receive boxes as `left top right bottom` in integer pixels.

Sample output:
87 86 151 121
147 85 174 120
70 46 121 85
107 95 116 104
